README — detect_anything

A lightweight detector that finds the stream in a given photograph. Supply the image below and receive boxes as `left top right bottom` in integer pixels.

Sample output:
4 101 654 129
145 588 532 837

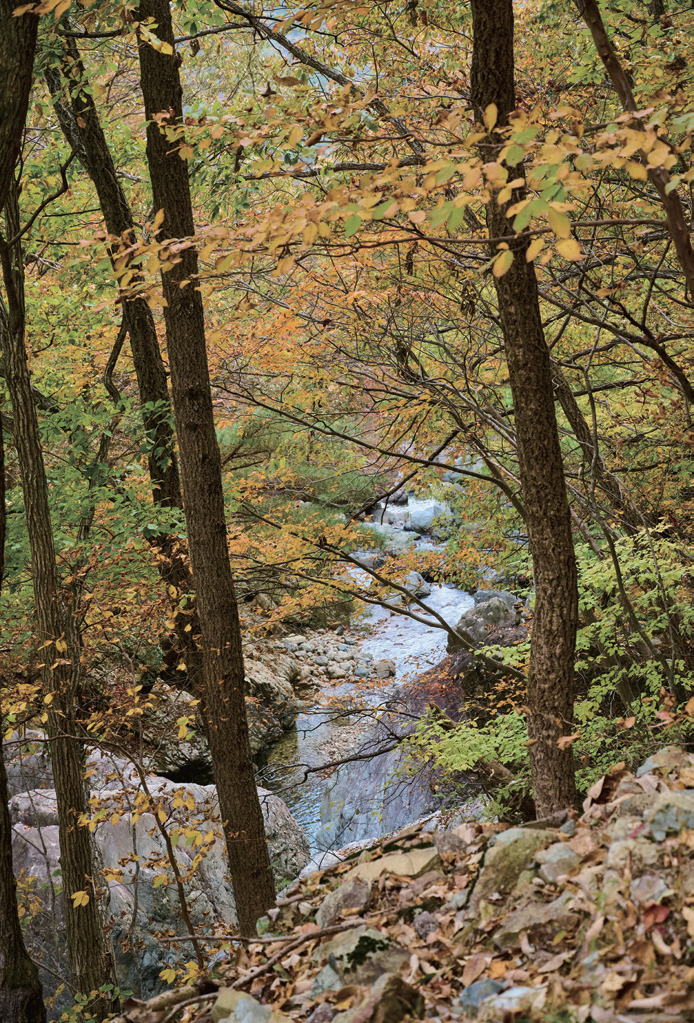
258 518 475 852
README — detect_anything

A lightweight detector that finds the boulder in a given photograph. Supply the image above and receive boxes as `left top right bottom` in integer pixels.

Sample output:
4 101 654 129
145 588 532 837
312 926 409 986
447 598 516 654
470 827 556 912
405 499 450 535
403 571 431 598
316 876 373 928
333 973 422 1023
358 522 415 555
10 764 310 1010
472 588 517 610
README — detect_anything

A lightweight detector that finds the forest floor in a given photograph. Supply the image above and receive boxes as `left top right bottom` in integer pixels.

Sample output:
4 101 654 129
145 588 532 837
113 745 694 1023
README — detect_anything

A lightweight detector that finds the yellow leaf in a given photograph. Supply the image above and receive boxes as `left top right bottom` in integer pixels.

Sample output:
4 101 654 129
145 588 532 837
492 249 514 277
55 638 67 653
483 103 498 131
525 237 544 262
556 237 583 260
43 694 53 705
70 890 90 908
548 207 571 239
626 160 647 181
287 125 303 147
179 145 194 160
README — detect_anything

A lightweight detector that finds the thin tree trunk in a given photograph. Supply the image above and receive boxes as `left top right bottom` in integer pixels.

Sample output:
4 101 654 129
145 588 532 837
0 181 116 1020
470 0 578 815
573 0 694 297
44 42 206 691
0 1 37 215
0 388 46 1023
136 0 276 933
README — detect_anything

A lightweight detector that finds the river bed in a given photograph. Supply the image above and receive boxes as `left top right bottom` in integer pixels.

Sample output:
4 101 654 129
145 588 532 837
258 570 474 850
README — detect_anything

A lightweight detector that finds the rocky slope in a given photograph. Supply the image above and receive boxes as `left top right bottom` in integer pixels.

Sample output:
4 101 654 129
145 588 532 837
113 744 694 1023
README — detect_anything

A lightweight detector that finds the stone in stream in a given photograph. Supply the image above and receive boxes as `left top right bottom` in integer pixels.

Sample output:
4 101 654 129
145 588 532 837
373 659 396 678
447 597 516 653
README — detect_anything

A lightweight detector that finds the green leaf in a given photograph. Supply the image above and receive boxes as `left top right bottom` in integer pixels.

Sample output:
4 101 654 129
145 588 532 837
505 145 524 166
344 214 361 238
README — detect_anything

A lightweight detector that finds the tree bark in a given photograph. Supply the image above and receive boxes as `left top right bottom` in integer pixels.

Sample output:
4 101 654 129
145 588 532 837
469 0 578 815
0 181 116 1019
0 728 46 1023
0 0 37 215
0 393 46 1023
44 37 205 690
136 0 276 933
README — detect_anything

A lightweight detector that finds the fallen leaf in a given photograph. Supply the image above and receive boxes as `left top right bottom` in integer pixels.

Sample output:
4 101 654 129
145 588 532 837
462 953 488 986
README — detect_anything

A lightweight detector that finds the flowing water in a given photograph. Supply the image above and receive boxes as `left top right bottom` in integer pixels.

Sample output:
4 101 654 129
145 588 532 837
258 538 474 850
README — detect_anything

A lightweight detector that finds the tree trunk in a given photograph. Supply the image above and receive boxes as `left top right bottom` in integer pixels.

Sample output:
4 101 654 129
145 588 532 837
0 181 116 1019
0 389 46 1023
0 1 37 215
469 0 578 815
44 38 205 691
136 0 276 933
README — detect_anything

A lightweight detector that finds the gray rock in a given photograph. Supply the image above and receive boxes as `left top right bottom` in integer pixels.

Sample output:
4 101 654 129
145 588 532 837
404 571 432 598
447 598 516 653
358 522 416 554
3 730 53 797
413 910 438 939
316 876 373 928
630 874 671 904
636 746 692 778
493 892 576 950
479 986 546 1019
354 666 370 678
310 964 343 998
644 790 694 840
313 926 409 986
405 499 450 535
470 828 556 912
373 659 396 678
453 980 504 1017
333 973 422 1023
535 842 580 884
11 774 309 1008
473 589 517 610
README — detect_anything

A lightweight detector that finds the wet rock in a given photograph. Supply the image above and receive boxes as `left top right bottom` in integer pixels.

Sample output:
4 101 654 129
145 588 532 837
470 828 556 912
316 876 373 928
333 973 423 1023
